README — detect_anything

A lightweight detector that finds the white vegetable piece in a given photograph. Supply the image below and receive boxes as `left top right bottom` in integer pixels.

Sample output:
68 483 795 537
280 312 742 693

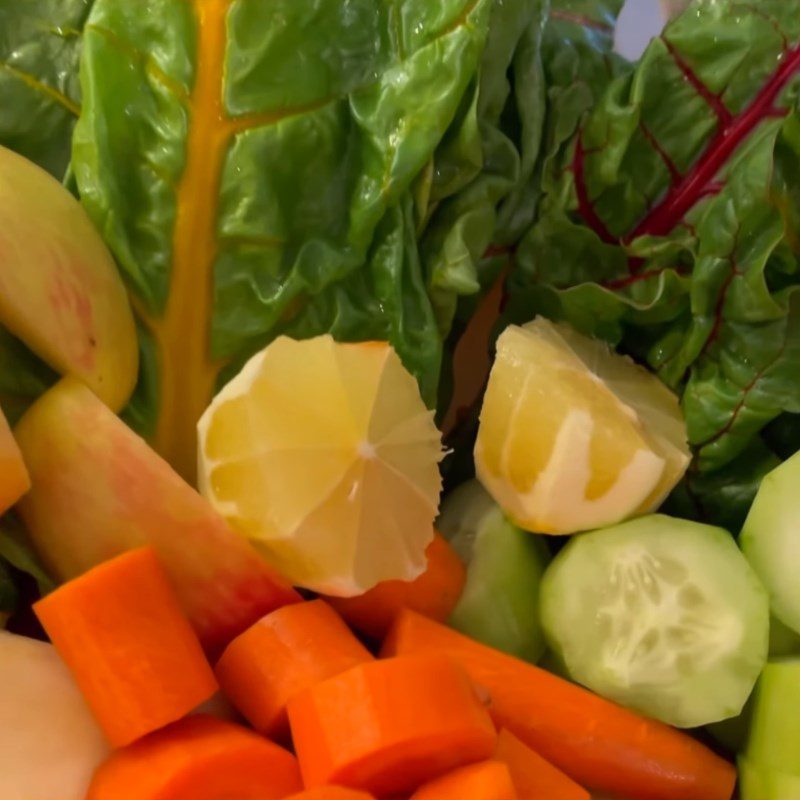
0 631 109 800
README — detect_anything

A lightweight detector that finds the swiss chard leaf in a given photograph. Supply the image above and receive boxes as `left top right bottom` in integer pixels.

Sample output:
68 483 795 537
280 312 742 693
74 0 493 478
0 0 91 178
509 0 800 478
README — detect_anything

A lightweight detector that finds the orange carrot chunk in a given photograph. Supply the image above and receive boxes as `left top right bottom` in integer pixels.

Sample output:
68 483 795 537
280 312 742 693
382 611 736 800
328 533 466 640
495 729 589 800
87 714 301 800
288 653 497 796
0 404 29 514
410 761 517 800
284 789 375 800
35 547 218 746
215 599 373 739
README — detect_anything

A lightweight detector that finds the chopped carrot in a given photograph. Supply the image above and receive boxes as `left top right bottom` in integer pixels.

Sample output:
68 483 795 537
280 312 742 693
34 547 218 746
410 761 517 800
495 729 589 800
0 404 29 514
383 611 736 800
215 599 373 739
328 533 466 639
288 653 497 796
284 789 375 800
87 714 301 800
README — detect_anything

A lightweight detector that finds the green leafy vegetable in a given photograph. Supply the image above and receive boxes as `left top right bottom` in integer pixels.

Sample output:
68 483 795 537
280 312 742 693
73 0 498 478
0 514 54 624
507 0 800 508
0 0 92 178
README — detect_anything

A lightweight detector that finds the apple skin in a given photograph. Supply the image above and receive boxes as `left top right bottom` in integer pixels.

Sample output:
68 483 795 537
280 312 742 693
0 145 138 412
15 377 301 656
0 630 110 800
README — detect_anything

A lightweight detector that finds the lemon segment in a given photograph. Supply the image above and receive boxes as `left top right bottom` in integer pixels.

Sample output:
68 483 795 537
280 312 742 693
475 319 690 535
198 335 443 595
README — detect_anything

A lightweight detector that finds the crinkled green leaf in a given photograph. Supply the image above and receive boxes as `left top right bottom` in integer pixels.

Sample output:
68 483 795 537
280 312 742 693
420 0 550 336
664 439 780 533
510 0 800 484
73 0 492 476
0 0 91 178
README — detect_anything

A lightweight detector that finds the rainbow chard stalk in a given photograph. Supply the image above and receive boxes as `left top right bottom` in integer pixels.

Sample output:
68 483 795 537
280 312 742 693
506 0 800 525
71 0 501 479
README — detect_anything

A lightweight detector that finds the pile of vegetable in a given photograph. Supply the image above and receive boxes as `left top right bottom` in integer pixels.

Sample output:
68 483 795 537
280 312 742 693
2 0 800 798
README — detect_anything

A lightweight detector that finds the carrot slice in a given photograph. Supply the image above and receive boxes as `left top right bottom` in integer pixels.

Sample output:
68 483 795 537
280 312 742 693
328 533 466 639
34 547 218 746
0 404 29 514
495 729 589 800
410 761 517 800
383 611 736 800
288 653 497 796
215 600 373 739
284 789 375 800
87 714 301 800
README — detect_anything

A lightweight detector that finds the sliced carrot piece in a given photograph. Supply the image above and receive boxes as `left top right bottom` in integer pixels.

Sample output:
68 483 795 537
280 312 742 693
383 611 736 800
410 761 517 800
288 653 497 796
284 789 375 800
34 547 218 746
0 404 29 514
87 714 301 800
328 533 465 639
215 599 373 739
495 729 589 800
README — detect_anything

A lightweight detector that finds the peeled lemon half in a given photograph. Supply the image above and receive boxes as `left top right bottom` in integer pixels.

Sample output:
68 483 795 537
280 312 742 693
198 336 443 596
475 319 690 535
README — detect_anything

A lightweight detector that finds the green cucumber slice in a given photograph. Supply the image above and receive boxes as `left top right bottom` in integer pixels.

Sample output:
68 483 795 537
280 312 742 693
744 659 800 774
540 514 769 728
438 480 550 663
742 452 800 635
739 758 800 800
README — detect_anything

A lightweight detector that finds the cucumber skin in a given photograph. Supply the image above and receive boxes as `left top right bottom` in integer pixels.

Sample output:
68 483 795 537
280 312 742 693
448 508 550 662
744 660 800 774
739 758 800 800
741 452 800 636
439 481 550 663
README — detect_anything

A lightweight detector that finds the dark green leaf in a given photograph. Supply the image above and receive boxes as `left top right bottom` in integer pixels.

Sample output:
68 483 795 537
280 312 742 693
0 0 91 178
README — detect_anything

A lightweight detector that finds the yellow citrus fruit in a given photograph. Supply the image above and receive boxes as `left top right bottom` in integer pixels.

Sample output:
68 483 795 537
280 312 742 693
475 319 690 535
198 335 443 596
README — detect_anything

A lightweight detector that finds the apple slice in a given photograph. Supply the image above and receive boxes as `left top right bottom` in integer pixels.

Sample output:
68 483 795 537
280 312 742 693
0 631 110 800
0 145 138 411
15 378 300 656
0 403 29 514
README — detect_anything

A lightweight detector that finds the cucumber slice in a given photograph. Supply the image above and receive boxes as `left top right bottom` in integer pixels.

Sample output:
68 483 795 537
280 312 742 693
742 452 800 635
739 758 800 800
438 480 550 662
540 514 769 728
744 659 800 774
